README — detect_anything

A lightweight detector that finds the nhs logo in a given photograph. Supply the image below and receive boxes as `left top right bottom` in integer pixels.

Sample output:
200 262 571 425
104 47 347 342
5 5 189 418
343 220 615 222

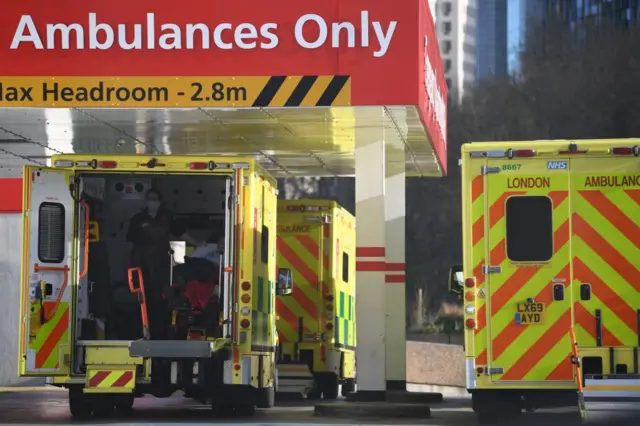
547 160 568 170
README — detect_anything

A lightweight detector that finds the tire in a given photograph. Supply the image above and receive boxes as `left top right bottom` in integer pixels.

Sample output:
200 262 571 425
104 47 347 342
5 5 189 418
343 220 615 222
256 386 275 408
322 374 339 400
234 403 256 417
92 395 115 418
68 388 92 419
341 378 355 397
115 394 135 411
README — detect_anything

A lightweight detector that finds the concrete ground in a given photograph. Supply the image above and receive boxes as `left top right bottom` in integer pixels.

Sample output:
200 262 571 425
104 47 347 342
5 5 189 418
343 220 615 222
0 388 637 426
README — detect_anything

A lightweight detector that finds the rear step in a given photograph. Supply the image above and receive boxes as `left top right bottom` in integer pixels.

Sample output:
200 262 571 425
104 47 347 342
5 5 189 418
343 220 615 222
583 375 640 401
276 363 315 395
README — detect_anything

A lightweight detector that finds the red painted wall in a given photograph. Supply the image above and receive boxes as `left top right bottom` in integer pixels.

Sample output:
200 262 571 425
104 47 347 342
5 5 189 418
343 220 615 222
1 178 22 213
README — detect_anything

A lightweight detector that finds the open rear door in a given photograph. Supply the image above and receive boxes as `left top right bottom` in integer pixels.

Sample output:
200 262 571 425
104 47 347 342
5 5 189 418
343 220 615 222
20 167 76 376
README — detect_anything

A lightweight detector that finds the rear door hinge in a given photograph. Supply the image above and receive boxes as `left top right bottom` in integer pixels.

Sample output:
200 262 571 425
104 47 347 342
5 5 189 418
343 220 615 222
487 367 504 375
483 265 501 274
481 166 500 175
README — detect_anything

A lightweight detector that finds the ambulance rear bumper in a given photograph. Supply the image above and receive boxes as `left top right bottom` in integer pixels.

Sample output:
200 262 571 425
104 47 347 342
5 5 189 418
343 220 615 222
129 340 230 359
584 378 640 401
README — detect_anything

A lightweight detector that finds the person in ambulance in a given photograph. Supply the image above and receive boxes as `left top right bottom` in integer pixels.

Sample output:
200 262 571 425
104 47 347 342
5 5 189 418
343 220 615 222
126 188 203 339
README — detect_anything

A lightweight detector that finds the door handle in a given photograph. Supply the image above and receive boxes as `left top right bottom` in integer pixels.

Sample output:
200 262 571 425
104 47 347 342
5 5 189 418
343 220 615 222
553 284 565 301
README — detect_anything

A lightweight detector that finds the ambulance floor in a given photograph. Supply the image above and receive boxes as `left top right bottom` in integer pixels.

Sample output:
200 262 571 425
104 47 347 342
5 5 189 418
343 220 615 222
0 389 636 425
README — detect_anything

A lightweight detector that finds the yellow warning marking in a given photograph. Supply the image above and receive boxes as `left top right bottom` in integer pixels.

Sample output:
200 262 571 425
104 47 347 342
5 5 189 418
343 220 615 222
0 76 351 108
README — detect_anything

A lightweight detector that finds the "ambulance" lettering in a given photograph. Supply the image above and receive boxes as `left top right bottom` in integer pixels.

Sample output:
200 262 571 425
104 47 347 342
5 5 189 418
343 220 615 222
277 224 310 233
584 175 640 187
506 177 550 189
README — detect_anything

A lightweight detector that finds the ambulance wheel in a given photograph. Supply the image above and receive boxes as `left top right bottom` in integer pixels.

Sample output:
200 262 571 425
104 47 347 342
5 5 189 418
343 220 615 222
234 403 256 417
256 386 275 408
322 374 339 400
68 387 92 419
114 394 135 411
92 395 115 418
341 378 356 396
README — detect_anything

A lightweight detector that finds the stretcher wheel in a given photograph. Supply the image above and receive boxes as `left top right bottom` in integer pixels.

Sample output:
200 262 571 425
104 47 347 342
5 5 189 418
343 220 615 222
68 387 92 419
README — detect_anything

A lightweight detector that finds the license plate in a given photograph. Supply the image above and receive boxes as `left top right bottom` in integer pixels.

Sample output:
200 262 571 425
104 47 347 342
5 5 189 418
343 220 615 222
515 302 546 325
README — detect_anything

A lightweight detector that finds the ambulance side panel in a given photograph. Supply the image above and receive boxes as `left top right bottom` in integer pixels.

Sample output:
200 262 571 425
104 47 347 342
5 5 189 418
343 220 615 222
569 157 640 360
248 170 277 389
19 167 77 376
333 206 356 379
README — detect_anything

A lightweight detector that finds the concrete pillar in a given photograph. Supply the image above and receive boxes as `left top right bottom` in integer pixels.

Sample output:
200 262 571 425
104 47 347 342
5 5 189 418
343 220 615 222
384 134 406 391
354 107 387 399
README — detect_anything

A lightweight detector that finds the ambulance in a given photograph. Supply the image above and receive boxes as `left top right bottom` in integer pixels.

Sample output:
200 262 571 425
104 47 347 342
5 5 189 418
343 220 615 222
449 139 640 423
19 154 294 418
274 200 356 399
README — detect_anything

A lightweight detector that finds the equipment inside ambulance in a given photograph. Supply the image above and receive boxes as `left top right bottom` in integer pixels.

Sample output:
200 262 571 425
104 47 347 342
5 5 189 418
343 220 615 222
79 174 227 342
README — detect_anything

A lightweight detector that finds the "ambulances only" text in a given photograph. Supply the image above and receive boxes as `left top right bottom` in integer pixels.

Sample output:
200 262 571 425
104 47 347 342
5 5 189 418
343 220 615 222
506 177 550 188
9 12 397 58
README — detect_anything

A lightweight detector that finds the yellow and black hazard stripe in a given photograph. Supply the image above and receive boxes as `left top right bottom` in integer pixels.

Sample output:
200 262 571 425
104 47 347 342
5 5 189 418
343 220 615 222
251 75 350 107
85 368 136 393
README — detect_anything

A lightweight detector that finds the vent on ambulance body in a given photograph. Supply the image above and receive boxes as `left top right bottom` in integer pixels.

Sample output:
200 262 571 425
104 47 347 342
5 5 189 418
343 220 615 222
558 143 587 155
611 146 640 156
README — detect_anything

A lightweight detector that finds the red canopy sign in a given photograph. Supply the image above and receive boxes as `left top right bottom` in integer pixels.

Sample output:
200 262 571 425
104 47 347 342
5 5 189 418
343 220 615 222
0 0 447 171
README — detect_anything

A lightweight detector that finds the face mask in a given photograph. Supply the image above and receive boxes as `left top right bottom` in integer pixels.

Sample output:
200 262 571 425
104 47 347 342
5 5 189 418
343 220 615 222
146 200 160 216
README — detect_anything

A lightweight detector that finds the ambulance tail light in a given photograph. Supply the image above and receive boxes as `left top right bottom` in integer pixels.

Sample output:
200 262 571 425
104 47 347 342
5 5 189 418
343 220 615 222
465 318 476 329
240 319 250 329
611 146 640 156
464 278 475 288
324 294 334 302
507 149 536 158
189 161 216 170
189 162 207 170
98 161 117 169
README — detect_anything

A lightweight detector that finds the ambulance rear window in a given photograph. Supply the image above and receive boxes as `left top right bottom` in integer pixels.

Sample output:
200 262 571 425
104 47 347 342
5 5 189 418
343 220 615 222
505 196 553 262
38 202 65 264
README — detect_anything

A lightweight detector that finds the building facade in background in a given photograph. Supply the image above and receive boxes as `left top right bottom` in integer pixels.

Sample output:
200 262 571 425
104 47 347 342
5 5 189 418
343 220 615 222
474 0 547 79
543 0 639 27
433 0 477 104
476 0 508 80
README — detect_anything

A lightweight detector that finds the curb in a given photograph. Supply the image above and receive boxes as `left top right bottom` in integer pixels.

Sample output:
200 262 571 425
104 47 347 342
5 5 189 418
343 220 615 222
314 402 431 418
386 391 443 403
0 386 65 393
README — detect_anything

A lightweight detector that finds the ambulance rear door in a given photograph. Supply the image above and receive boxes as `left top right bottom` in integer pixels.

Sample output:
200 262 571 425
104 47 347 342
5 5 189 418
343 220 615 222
569 153 640 351
276 209 325 344
482 152 574 385
20 167 76 376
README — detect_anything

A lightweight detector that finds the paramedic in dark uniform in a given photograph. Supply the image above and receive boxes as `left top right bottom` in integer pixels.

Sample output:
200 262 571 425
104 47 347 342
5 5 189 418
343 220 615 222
126 188 201 339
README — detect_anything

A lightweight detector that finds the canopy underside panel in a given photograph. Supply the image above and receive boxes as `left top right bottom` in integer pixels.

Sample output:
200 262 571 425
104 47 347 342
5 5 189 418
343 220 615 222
0 106 441 177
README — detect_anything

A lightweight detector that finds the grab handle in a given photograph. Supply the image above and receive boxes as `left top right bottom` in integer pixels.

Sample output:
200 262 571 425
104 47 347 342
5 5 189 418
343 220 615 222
127 267 150 339
78 201 90 279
